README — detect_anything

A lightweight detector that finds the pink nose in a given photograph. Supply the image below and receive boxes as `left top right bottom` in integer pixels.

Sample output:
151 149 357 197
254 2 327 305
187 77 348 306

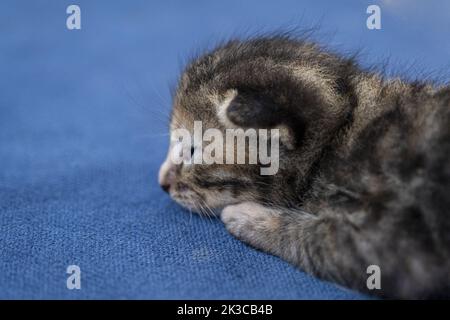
158 161 176 193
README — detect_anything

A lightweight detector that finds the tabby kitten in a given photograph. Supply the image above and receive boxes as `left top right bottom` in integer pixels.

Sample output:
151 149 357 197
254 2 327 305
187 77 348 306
158 36 450 298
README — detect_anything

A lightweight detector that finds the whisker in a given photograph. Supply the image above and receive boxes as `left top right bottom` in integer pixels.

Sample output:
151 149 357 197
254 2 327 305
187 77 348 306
189 207 193 225
198 201 214 223
199 199 216 223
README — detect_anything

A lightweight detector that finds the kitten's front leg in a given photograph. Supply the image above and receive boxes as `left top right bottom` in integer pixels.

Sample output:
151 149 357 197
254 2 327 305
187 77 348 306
221 202 284 250
221 202 368 293
221 202 320 273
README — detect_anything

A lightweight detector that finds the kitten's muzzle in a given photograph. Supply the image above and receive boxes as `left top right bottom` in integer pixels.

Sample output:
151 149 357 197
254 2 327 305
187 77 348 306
158 160 176 193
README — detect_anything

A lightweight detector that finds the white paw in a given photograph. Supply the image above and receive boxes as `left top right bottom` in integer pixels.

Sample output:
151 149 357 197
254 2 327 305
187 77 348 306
221 202 277 240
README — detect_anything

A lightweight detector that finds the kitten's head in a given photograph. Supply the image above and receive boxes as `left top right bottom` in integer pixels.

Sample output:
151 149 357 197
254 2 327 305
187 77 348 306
158 37 354 213
158 87 272 214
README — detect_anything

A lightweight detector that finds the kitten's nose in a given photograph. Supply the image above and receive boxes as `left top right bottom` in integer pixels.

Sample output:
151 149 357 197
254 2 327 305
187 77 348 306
160 182 170 193
158 160 176 193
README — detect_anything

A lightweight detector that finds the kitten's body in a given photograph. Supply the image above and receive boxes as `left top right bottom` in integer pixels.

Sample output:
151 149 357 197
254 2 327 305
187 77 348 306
159 37 450 298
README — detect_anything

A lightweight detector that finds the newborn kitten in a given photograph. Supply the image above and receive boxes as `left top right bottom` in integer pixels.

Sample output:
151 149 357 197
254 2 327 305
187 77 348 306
158 36 450 298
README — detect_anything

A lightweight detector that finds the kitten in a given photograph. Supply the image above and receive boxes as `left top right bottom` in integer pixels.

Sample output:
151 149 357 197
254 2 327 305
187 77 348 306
158 36 450 299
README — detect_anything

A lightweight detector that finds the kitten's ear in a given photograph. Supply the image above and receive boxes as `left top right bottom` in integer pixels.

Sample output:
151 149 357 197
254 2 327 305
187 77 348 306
217 89 281 128
216 89 298 149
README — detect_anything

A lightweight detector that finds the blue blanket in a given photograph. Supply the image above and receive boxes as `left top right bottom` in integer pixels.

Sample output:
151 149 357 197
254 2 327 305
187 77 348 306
1 0 447 299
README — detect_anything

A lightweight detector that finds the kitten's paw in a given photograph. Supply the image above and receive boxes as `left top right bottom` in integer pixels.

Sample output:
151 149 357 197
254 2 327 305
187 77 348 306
221 202 280 243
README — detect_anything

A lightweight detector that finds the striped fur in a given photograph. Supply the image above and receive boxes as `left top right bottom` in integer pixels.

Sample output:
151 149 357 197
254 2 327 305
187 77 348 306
162 36 450 298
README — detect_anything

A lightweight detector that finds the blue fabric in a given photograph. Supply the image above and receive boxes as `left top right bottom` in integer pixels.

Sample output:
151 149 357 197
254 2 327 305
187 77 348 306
1 0 448 299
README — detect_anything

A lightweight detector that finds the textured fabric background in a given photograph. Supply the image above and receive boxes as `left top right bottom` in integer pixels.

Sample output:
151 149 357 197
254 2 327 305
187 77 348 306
0 0 448 299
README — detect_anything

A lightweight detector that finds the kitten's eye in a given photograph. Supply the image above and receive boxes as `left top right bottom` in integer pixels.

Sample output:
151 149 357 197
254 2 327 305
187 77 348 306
190 146 195 157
